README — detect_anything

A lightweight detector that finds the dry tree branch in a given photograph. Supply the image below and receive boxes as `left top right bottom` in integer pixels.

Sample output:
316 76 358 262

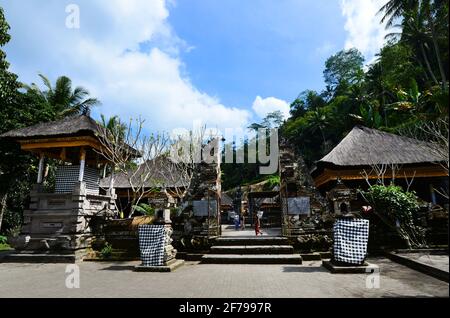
95 117 171 216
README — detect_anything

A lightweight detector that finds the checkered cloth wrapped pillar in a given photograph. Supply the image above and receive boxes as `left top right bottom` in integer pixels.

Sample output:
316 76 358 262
138 225 165 266
333 218 369 265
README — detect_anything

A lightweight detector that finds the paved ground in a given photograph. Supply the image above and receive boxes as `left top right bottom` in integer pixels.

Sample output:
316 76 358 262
395 251 449 273
221 225 281 237
0 257 448 298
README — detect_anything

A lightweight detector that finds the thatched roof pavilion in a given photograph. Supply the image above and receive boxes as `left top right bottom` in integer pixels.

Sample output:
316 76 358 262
312 126 448 189
1 114 106 164
0 115 126 256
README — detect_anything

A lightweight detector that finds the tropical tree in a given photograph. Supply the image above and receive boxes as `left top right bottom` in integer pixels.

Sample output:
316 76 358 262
99 114 126 139
381 0 448 89
24 74 100 118
323 48 365 96
378 0 419 27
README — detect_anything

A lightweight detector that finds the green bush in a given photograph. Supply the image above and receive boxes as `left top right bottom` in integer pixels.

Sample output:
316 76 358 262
361 184 426 248
100 243 113 258
0 235 7 244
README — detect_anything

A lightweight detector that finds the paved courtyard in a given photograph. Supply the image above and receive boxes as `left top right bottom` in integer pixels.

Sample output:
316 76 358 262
0 257 448 298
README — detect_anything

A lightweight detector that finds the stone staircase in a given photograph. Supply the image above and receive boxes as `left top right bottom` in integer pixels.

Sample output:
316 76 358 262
1 250 80 263
201 236 302 264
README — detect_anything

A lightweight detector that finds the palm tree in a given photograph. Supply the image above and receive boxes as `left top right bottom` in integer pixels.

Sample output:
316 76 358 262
380 1 448 88
307 108 331 153
24 74 100 118
385 8 440 85
378 0 419 28
99 114 126 139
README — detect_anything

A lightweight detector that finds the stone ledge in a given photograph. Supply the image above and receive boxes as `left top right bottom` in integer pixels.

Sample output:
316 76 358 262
384 251 449 283
134 259 185 272
322 260 378 273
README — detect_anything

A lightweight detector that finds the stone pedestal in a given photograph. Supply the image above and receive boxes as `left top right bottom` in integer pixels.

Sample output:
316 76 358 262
6 182 116 262
322 260 378 273
134 209 184 272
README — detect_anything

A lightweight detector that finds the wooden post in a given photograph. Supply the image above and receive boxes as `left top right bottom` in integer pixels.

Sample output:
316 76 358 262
430 184 437 204
37 153 45 184
60 147 66 161
207 190 210 239
79 147 86 182
109 169 114 194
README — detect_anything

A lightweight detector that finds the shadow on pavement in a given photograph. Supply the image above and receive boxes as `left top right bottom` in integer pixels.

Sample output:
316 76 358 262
282 266 327 273
100 265 136 271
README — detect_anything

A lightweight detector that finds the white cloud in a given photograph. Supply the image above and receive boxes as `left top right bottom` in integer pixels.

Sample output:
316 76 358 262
340 0 390 63
1 0 251 132
252 96 290 120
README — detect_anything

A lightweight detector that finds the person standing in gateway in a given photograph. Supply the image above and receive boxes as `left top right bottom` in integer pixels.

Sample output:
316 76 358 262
254 211 263 236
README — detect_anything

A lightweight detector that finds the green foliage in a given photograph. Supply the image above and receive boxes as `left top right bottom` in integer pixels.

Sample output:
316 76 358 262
248 110 285 130
280 0 449 168
99 114 127 139
363 185 420 223
132 203 156 217
100 243 113 258
361 184 426 248
324 48 365 94
264 175 280 189
6 226 21 238
0 235 7 244
23 73 100 117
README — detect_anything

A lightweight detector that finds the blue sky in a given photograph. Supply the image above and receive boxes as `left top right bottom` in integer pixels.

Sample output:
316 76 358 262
0 0 389 133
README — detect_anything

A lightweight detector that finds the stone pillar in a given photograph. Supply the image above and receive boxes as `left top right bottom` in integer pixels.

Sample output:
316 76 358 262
79 147 86 182
37 153 45 184
154 209 177 264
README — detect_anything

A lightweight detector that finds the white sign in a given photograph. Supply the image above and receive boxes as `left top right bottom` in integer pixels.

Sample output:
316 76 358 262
287 197 310 215
193 200 218 216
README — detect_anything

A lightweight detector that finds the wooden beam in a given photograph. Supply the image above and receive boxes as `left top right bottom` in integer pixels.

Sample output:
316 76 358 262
19 136 103 151
21 140 101 151
314 165 448 188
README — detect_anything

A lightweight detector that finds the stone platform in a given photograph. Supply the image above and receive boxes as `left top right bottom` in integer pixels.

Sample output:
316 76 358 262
322 260 378 273
134 259 185 272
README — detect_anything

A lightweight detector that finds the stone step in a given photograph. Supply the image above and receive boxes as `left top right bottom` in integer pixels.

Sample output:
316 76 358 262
214 237 289 246
201 254 302 264
210 245 294 254
1 252 76 263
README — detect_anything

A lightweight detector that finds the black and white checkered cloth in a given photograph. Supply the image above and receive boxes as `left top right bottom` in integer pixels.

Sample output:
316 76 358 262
138 225 165 266
333 218 369 265
54 165 100 195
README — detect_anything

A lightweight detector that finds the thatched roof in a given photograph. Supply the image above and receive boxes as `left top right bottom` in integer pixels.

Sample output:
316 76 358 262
100 156 188 189
0 115 100 139
221 193 233 206
318 126 445 167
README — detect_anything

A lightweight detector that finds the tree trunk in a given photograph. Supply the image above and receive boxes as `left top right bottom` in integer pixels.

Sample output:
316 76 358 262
420 44 439 85
429 16 447 89
0 193 8 233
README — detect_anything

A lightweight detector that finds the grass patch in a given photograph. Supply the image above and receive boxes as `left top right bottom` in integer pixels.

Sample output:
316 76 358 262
0 243 12 251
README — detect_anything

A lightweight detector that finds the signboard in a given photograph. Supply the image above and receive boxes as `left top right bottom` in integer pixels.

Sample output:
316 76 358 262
287 197 310 215
148 198 167 209
193 200 218 216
